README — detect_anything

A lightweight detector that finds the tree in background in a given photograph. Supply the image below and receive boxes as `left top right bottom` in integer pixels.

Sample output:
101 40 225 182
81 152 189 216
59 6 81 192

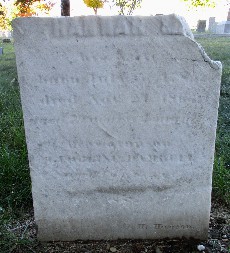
114 0 226 14
113 0 142 15
83 0 104 14
61 0 70 16
83 0 141 15
0 0 224 31
14 0 53 16
0 0 54 30
0 3 7 30
83 0 221 16
183 0 217 8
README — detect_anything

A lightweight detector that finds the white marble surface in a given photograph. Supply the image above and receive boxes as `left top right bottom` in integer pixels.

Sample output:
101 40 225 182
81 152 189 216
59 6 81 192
13 14 222 241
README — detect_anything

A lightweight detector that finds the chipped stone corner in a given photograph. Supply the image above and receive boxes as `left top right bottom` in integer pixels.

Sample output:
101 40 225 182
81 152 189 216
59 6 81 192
196 42 222 71
176 14 222 71
161 14 222 71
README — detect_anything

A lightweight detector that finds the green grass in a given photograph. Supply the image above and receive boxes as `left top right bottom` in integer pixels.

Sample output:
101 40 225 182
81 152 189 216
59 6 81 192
0 41 34 252
0 41 32 215
0 37 229 251
196 37 230 206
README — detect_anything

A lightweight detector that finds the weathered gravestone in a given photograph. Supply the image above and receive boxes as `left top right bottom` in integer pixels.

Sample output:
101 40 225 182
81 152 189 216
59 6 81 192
13 14 222 241
196 20 206 33
208 17 216 33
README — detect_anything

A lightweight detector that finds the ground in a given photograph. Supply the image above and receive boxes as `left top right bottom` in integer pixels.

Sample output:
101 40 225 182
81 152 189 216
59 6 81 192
2 198 229 252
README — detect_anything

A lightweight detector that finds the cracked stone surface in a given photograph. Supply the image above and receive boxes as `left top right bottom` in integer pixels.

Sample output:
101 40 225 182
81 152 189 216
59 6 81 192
13 14 222 241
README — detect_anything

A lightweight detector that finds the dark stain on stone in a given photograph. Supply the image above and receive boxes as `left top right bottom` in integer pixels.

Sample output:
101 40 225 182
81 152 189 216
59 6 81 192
95 184 173 194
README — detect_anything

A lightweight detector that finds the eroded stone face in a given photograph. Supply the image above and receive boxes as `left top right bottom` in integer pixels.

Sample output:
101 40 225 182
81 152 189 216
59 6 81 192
13 15 221 241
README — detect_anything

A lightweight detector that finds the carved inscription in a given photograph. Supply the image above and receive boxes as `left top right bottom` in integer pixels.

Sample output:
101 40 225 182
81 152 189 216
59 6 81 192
64 139 170 149
44 152 193 164
138 224 148 229
40 95 78 106
37 139 170 150
39 93 202 107
44 17 145 39
38 74 202 107
38 75 79 85
35 138 194 165
28 115 193 126
137 224 196 230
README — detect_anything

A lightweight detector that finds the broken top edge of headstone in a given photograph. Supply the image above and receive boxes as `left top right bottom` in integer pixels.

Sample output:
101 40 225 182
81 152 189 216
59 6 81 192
13 14 192 37
197 43 222 70
12 14 221 71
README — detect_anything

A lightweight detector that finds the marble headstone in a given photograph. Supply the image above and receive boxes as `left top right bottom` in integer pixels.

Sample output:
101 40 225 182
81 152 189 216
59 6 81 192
208 17 216 33
216 21 230 34
227 8 230 21
13 15 222 241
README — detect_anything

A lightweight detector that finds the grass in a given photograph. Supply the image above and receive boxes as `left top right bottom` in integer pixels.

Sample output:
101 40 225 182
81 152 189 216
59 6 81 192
0 41 34 252
0 41 32 214
0 37 229 252
196 37 230 205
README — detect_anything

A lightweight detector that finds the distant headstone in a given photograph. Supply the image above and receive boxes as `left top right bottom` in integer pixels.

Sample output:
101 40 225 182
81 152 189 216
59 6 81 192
0 47 3 55
197 20 206 32
13 15 222 241
215 8 230 34
216 21 230 34
208 17 216 33
2 38 11 43
227 8 230 21
224 22 230 33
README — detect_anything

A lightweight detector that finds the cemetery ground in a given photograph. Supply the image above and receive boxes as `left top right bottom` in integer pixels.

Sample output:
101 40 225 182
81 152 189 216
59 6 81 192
0 37 229 253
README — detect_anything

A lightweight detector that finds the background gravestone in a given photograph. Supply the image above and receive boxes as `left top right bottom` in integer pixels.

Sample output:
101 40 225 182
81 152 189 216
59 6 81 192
216 21 230 34
196 20 206 32
208 17 216 33
13 15 222 241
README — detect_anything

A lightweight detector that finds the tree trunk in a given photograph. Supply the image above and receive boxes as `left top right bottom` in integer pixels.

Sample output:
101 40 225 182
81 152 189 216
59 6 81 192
61 0 70 16
93 8 98 15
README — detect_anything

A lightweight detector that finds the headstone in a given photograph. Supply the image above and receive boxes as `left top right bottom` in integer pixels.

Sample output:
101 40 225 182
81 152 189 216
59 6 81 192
208 17 216 33
2 38 11 43
215 21 230 34
0 47 3 55
215 8 230 34
196 20 206 32
227 8 230 21
13 15 222 241
224 22 230 33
